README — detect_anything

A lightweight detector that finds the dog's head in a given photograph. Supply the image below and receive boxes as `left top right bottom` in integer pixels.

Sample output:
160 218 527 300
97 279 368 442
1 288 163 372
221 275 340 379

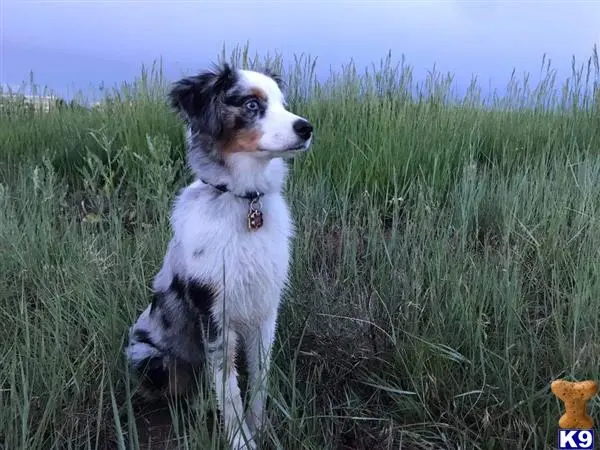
168 64 313 160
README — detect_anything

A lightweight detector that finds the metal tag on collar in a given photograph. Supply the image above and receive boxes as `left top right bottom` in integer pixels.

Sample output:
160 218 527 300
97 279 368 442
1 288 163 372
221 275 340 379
247 196 264 231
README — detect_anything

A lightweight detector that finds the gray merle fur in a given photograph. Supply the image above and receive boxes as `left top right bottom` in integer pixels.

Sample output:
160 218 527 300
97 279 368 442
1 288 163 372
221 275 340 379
130 274 222 399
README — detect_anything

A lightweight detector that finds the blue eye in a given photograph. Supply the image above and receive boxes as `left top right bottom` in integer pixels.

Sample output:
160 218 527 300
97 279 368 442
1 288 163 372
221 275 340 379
245 100 259 111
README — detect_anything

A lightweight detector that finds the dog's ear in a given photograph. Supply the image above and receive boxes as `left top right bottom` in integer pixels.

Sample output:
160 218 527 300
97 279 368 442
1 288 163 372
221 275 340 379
262 68 285 91
168 64 236 137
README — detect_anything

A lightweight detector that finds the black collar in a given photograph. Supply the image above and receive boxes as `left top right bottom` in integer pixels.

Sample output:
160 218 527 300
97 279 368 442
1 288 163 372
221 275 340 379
200 179 264 201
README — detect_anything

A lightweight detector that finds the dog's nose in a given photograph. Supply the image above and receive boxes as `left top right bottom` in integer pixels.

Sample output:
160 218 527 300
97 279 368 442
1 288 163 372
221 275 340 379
293 119 313 140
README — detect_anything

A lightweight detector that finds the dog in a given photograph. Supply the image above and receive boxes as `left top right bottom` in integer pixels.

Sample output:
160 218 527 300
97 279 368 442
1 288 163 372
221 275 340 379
124 63 313 449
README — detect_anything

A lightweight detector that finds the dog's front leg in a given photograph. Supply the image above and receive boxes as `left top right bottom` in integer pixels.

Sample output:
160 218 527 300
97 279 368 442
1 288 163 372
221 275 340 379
209 327 255 450
242 315 277 434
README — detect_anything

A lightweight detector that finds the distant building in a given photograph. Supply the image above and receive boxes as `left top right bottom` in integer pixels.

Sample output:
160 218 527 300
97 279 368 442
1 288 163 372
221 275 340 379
0 93 58 113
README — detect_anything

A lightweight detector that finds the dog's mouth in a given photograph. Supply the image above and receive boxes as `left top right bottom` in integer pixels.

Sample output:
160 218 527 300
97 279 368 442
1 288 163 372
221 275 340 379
285 144 309 151
286 136 314 152
259 141 312 154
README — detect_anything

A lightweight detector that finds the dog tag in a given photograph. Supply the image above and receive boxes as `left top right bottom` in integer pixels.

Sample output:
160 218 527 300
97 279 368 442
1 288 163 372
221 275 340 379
248 209 263 231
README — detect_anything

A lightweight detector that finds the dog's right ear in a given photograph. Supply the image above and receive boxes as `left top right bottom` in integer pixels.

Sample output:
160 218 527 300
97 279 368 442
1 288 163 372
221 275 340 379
168 64 236 136
262 68 286 92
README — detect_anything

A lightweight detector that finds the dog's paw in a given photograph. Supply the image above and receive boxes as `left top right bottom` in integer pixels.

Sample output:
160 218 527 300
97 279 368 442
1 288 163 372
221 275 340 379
230 433 257 450
244 411 266 436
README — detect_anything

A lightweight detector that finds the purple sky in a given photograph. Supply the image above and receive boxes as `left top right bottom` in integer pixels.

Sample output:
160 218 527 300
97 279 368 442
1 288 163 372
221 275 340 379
2 1 599 100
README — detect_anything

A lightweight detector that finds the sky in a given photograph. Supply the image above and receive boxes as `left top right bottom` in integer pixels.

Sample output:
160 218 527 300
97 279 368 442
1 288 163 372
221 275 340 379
1 0 599 101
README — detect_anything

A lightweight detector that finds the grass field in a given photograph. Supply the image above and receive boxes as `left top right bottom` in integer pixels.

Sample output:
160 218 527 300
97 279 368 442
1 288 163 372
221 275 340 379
2 45 600 449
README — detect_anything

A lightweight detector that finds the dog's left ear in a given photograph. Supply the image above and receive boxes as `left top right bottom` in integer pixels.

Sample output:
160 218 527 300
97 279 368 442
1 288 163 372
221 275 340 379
168 64 236 137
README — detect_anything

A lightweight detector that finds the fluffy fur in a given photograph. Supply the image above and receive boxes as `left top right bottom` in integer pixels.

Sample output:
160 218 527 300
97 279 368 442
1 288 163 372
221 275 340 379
124 64 313 450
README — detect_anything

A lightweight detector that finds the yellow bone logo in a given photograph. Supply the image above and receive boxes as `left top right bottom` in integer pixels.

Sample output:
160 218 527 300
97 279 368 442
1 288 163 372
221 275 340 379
551 379 597 430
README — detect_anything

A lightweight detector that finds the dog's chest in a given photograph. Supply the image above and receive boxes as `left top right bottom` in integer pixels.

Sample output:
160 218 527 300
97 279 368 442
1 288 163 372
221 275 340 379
177 192 293 323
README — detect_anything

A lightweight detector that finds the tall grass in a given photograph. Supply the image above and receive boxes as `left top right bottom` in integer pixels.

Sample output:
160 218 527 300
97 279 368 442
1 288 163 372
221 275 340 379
1 44 600 449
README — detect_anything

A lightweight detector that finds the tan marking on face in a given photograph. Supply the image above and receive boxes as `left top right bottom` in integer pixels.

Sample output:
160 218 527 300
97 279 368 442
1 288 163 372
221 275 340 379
220 128 263 154
250 87 268 102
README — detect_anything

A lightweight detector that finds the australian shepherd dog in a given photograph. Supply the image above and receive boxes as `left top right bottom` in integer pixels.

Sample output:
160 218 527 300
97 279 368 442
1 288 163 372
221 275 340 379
124 63 314 449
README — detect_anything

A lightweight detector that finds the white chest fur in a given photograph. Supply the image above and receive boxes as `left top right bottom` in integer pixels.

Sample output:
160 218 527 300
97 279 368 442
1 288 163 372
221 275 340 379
170 181 294 326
